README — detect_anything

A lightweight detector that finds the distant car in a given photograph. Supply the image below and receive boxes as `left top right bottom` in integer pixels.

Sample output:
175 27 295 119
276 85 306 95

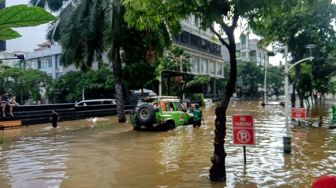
130 96 193 130
75 99 116 107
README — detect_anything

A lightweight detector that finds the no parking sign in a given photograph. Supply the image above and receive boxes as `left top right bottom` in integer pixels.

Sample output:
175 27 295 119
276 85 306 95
232 115 255 145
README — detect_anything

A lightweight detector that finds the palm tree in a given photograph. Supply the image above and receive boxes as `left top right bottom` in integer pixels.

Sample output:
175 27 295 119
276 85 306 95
32 0 127 122
33 0 171 122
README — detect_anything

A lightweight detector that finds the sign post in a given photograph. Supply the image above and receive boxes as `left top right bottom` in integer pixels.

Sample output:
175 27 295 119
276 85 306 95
291 108 306 126
232 115 255 165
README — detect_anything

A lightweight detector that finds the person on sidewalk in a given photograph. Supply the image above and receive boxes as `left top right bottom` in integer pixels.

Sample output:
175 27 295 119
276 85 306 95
1 91 9 117
8 96 19 117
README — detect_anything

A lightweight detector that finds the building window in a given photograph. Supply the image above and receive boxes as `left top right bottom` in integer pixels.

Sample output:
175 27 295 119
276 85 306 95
39 57 52 69
216 63 223 76
240 34 246 45
191 56 199 73
208 61 215 75
241 52 247 59
236 51 240 58
250 50 256 57
200 58 207 74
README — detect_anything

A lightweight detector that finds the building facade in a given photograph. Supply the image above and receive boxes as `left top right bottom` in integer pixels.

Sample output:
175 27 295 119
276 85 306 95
24 42 77 79
236 34 270 67
176 16 225 78
171 16 227 98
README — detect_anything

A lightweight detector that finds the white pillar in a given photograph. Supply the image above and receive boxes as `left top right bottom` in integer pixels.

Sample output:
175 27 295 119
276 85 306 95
264 61 268 104
159 72 162 96
82 89 85 101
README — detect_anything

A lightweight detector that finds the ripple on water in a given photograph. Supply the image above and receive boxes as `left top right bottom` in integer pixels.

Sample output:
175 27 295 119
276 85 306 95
0 136 68 188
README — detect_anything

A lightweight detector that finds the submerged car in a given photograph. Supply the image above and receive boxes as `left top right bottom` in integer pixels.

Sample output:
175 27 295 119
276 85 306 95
130 96 193 130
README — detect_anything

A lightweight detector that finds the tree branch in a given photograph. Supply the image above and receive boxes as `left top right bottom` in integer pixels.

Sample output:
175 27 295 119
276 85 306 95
210 26 229 49
229 9 239 30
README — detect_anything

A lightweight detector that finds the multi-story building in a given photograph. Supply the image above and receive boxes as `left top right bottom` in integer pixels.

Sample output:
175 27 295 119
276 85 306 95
24 41 78 79
236 34 270 67
172 16 227 97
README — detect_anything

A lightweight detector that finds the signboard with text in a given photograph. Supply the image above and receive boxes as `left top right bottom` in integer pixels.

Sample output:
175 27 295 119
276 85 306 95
232 115 255 145
291 108 306 119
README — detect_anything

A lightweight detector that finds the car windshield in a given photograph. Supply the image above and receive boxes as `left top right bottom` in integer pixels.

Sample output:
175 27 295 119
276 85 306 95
173 101 185 111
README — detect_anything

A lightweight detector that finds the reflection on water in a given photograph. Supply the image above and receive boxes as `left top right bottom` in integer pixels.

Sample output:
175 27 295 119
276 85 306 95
0 101 336 188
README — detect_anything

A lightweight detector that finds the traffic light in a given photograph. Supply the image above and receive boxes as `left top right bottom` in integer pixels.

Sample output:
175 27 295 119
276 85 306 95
14 54 24 61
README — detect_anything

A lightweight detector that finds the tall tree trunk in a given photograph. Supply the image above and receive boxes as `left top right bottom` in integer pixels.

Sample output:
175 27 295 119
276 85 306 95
297 90 304 108
210 29 237 181
112 47 126 122
110 0 125 123
291 83 296 108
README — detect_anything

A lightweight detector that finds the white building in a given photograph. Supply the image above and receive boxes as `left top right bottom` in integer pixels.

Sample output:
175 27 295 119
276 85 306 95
236 34 270 66
175 16 226 78
0 51 24 67
24 42 76 79
171 16 227 97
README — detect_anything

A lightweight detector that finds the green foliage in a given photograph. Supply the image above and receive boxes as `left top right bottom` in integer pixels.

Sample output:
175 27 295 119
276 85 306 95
0 5 55 40
267 65 283 95
160 47 191 72
122 26 171 90
0 136 4 144
297 64 313 98
0 66 51 104
123 61 157 90
48 67 115 103
237 61 263 98
187 75 210 88
192 93 205 107
247 0 336 103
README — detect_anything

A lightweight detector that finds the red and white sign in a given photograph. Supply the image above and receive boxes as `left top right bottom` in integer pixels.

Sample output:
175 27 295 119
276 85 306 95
232 115 255 145
291 108 306 119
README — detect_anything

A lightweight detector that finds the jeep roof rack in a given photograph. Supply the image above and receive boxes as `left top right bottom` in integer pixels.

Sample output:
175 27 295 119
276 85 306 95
139 96 178 101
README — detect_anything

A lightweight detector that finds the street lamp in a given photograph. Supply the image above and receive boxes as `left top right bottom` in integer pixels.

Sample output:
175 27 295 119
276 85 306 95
305 44 317 57
283 45 315 153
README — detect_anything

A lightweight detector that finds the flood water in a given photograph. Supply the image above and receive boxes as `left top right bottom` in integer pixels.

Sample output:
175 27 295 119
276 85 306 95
1 101 336 188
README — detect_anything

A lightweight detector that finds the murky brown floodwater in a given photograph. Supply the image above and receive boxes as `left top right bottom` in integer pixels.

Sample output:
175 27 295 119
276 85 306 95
1 101 336 188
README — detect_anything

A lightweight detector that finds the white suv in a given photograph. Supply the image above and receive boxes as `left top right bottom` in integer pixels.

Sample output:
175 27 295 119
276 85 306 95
75 99 116 107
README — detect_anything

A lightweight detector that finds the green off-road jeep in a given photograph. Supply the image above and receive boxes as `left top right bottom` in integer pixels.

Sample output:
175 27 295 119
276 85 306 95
130 96 193 130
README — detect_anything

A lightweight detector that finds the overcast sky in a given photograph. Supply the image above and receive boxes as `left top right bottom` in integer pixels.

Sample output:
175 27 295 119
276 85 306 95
7 0 48 52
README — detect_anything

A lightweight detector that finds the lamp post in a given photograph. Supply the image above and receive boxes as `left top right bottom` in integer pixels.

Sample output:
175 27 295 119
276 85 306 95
283 45 314 153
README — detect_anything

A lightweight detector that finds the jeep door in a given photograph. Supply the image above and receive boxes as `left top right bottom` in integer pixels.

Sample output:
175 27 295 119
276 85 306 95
172 101 189 125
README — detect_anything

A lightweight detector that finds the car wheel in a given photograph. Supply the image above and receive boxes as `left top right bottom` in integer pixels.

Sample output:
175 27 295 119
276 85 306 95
136 104 155 125
167 121 176 130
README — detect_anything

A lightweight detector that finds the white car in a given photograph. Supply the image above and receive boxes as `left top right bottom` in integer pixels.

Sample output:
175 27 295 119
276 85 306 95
75 99 116 107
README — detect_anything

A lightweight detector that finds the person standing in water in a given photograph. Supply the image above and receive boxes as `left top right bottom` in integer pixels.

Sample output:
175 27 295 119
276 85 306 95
50 109 60 128
192 104 203 128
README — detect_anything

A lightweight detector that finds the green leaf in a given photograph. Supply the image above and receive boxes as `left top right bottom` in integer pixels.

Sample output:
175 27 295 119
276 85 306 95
0 5 55 28
0 27 21 40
